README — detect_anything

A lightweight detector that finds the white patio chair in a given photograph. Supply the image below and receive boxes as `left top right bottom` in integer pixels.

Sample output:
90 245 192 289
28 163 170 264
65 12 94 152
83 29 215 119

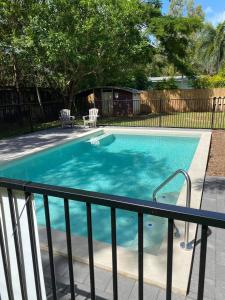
83 108 99 127
59 109 75 128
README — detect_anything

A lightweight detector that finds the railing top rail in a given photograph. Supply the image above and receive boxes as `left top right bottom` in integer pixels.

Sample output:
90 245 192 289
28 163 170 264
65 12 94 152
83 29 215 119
1 176 225 229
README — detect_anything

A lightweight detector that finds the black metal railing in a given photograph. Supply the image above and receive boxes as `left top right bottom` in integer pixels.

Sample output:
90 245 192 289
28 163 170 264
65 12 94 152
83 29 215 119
89 97 225 129
1 177 225 300
1 97 225 137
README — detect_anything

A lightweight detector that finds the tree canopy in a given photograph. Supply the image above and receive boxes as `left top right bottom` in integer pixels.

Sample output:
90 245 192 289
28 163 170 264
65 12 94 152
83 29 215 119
0 0 214 98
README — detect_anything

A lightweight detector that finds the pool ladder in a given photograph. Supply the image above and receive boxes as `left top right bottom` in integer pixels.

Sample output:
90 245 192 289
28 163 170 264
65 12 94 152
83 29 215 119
152 169 193 250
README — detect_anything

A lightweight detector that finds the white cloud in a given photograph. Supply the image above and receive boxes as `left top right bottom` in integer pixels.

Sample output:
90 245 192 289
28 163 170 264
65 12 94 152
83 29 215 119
208 10 225 26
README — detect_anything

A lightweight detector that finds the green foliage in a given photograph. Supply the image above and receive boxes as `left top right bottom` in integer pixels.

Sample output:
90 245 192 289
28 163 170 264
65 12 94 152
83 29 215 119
192 21 225 75
169 0 204 19
169 0 185 17
0 0 161 96
0 0 203 99
150 16 201 76
152 78 178 90
192 73 225 88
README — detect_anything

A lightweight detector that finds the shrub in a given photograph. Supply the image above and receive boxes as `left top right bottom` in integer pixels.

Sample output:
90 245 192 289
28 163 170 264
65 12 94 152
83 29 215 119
193 73 225 88
153 78 178 90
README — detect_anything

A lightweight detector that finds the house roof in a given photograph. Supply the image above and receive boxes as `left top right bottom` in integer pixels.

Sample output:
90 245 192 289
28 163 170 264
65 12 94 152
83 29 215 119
149 76 188 82
75 86 140 95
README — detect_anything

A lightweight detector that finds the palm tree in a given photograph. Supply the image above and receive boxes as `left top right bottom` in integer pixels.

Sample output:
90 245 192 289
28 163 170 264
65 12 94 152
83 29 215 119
195 21 225 74
214 22 225 72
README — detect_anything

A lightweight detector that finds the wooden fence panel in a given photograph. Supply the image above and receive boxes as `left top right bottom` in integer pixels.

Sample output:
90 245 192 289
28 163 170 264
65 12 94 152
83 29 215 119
140 88 225 113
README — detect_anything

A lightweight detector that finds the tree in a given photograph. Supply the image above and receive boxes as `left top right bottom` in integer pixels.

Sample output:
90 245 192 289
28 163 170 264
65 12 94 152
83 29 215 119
149 16 201 75
15 0 161 105
186 0 204 19
168 0 204 19
0 0 202 101
169 0 185 17
193 21 225 74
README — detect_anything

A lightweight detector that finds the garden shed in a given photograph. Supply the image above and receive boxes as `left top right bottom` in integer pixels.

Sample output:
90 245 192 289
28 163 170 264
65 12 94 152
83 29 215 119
75 86 141 116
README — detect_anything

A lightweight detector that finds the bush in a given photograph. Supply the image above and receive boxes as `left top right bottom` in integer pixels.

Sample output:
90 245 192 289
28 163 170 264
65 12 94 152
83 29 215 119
153 78 178 90
193 73 225 88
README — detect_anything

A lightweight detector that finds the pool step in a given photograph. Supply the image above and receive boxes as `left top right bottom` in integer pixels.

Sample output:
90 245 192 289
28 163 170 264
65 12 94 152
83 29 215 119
88 133 115 146
156 191 179 204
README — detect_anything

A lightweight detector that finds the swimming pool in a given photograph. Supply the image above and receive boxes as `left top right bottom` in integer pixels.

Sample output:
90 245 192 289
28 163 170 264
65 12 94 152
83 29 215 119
0 131 199 254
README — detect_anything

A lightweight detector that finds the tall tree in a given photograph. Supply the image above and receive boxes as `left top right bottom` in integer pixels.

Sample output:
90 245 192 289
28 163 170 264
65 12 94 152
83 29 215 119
0 0 202 98
169 0 185 17
14 0 161 103
186 0 204 19
193 21 225 74
149 15 201 75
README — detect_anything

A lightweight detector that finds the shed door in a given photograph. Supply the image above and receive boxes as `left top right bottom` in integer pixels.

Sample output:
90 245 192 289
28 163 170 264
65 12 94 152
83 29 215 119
102 91 113 116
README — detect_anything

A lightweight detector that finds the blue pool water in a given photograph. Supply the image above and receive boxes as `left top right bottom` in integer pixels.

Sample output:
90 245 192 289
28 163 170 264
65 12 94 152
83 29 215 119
0 132 199 253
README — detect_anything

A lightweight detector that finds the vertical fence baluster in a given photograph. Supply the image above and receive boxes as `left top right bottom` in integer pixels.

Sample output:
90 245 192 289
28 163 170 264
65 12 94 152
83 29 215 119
25 192 42 300
0 218 14 300
43 195 57 299
159 99 162 127
64 199 75 300
138 213 144 300
86 202 95 299
211 99 215 129
166 219 174 300
7 189 28 300
111 208 118 300
197 225 208 300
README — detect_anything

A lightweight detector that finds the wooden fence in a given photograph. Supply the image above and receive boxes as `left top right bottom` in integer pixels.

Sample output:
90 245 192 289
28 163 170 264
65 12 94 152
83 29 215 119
140 88 225 113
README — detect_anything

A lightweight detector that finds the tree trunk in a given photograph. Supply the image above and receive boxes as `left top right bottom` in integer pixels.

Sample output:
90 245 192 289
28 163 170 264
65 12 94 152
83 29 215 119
35 84 45 118
67 80 77 113
13 55 23 124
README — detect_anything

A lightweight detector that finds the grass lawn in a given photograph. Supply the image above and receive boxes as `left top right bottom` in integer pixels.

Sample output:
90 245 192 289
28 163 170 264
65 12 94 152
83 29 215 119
1 112 224 140
98 112 225 129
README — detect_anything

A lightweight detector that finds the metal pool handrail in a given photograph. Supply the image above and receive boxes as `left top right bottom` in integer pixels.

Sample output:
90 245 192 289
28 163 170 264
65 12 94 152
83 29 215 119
152 169 192 250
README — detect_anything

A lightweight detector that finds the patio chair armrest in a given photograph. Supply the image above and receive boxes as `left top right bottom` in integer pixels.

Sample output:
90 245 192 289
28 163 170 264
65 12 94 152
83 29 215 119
70 116 75 120
83 115 89 120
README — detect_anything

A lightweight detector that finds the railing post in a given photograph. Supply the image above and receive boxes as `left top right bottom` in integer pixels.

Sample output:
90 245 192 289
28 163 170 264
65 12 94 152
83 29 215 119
159 98 162 127
210 98 216 129
166 218 174 300
197 225 208 300
7 188 28 300
28 104 34 132
0 218 14 300
25 192 42 300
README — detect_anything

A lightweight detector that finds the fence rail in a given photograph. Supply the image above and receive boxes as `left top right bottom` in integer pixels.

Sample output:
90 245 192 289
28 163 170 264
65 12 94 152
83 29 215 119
1 177 225 299
1 94 225 132
94 98 225 129
0 86 64 128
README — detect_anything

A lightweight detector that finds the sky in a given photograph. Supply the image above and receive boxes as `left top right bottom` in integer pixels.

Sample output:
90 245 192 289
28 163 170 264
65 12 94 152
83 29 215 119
162 0 225 26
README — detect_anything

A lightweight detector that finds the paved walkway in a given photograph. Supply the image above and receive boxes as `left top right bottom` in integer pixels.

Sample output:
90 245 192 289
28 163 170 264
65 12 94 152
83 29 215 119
0 127 95 161
40 176 225 300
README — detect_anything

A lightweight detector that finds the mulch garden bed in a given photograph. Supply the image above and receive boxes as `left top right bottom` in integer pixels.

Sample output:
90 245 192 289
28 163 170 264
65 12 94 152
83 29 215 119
207 130 225 177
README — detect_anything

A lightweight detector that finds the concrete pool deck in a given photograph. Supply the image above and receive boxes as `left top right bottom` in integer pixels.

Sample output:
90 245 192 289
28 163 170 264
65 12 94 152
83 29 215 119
0 126 212 295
